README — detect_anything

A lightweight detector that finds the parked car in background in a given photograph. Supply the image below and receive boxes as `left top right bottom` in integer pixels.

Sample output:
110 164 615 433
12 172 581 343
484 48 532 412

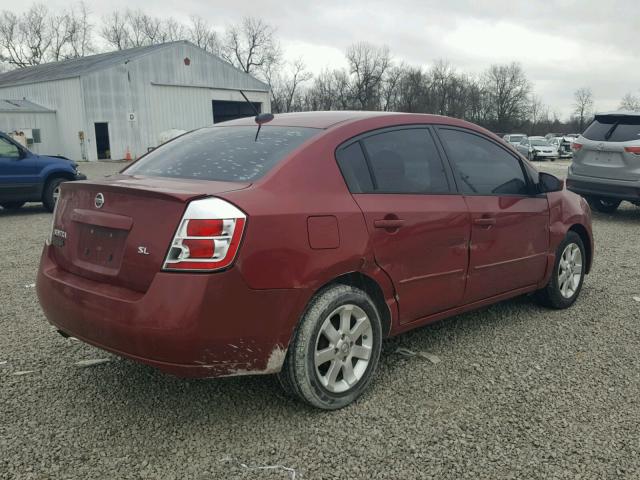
567 111 640 213
503 133 527 147
37 111 593 410
516 136 559 161
549 136 574 158
0 131 85 211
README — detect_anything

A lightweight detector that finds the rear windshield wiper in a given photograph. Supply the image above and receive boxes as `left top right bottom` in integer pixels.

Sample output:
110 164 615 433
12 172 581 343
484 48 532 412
604 120 620 141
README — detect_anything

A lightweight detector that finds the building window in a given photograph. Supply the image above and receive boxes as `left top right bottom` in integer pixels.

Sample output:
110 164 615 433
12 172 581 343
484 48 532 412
32 129 41 144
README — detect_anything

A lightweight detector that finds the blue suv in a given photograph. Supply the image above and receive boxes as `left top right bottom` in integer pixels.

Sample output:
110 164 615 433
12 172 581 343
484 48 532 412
0 131 86 212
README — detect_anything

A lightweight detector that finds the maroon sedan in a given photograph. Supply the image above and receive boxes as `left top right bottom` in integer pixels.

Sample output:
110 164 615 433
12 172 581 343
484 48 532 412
37 112 593 409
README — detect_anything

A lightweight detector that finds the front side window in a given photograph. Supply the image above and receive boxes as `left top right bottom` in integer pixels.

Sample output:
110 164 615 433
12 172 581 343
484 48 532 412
0 137 20 158
439 128 529 196
361 128 449 194
125 126 320 182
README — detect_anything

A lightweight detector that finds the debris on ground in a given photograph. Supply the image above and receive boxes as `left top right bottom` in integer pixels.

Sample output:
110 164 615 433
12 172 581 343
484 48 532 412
394 348 441 364
0 360 7 365
633 296 640 302
240 463 297 479
13 370 35 376
24 283 35 288
75 358 112 368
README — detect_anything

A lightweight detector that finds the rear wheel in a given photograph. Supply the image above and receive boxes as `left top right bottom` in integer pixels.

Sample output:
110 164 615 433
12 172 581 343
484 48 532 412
527 152 534 161
535 231 586 309
588 197 621 214
43 177 66 212
1 202 25 210
278 284 382 410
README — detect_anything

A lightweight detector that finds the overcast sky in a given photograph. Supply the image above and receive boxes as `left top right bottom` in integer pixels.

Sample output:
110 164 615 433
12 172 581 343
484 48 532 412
3 0 638 119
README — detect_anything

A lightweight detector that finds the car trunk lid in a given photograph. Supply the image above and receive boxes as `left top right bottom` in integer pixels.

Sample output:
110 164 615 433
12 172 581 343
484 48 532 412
50 175 249 292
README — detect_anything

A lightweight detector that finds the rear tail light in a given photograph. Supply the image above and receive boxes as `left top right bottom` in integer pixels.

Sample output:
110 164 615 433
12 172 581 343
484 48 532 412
163 197 246 272
571 142 583 152
624 146 640 155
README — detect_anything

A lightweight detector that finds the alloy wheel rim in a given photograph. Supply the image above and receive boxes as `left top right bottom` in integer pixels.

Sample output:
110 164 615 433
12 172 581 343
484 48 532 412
314 304 373 393
558 243 583 299
53 186 61 204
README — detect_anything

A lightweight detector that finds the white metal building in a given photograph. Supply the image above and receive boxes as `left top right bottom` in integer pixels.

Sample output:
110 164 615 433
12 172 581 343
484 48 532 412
0 41 271 161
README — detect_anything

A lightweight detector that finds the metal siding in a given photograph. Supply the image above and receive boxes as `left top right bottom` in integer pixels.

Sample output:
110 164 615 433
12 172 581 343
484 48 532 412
0 112 60 155
83 43 270 160
0 78 84 161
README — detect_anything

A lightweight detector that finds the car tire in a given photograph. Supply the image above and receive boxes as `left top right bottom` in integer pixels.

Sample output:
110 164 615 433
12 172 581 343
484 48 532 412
1 202 25 210
535 231 586 309
43 177 66 212
278 284 383 410
588 197 621 214
528 152 534 162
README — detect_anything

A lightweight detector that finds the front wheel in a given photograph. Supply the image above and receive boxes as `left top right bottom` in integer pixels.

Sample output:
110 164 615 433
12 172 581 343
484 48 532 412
43 177 66 212
588 197 621 214
527 152 535 162
535 231 586 309
278 285 382 410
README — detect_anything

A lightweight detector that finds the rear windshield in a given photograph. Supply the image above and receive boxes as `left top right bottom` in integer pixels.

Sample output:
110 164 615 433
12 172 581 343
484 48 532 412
509 135 524 142
124 126 320 182
583 116 640 142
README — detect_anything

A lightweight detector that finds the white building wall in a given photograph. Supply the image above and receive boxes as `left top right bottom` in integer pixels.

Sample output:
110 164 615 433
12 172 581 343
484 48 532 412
0 112 60 155
0 78 85 160
81 42 270 161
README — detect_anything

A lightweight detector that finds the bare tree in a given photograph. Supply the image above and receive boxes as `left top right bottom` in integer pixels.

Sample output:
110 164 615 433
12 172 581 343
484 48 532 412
221 17 281 76
619 92 640 111
345 42 391 110
482 63 531 132
188 16 219 54
269 58 312 113
573 87 594 132
100 11 130 50
67 2 94 58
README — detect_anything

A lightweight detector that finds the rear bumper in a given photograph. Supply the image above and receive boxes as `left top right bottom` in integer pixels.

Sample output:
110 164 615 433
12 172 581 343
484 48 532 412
36 246 308 378
566 173 640 201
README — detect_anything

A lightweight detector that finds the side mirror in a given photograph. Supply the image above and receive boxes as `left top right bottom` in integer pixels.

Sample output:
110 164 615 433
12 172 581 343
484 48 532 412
539 172 564 193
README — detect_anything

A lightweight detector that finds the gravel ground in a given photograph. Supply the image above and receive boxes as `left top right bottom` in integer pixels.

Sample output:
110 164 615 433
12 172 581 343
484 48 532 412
2 160 640 479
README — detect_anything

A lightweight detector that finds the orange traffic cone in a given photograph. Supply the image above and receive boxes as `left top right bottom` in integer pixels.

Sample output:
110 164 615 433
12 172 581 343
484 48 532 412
125 147 132 161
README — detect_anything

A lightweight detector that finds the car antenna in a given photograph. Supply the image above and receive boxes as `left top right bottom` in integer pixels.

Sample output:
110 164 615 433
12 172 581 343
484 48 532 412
239 90 274 142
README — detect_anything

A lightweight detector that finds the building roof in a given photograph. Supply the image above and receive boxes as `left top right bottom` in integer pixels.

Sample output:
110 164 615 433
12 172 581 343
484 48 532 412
0 41 268 90
0 99 54 113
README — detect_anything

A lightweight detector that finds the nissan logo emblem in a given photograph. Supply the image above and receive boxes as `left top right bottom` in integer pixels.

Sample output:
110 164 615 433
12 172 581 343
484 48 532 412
94 193 105 209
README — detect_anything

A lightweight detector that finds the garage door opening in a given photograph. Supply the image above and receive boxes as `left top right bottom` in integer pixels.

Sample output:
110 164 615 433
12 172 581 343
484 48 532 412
94 122 111 159
212 100 261 124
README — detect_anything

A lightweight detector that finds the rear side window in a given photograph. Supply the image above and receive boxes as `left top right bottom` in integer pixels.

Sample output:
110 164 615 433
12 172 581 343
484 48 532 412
583 116 640 142
335 143 374 193
125 126 319 182
439 128 529 196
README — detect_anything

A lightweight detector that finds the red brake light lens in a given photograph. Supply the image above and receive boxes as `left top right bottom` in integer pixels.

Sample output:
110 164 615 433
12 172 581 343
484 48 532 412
624 146 640 155
163 198 246 272
571 142 583 151
186 219 223 236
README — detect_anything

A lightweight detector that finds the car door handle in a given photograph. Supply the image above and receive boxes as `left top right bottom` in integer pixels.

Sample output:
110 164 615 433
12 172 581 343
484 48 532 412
374 219 405 229
473 217 496 227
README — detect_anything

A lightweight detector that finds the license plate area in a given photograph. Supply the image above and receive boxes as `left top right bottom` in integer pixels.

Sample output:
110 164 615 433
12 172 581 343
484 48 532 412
77 224 127 272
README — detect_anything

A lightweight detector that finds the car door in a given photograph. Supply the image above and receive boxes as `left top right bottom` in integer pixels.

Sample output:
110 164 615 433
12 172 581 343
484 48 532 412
517 138 529 157
336 126 471 324
436 127 549 304
0 136 38 202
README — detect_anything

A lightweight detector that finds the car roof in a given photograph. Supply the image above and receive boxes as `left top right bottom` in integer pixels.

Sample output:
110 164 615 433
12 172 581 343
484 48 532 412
218 111 489 130
595 110 640 117
219 111 403 129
